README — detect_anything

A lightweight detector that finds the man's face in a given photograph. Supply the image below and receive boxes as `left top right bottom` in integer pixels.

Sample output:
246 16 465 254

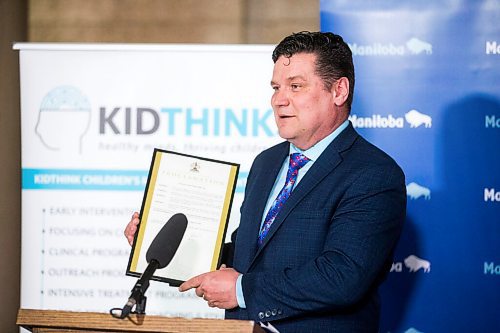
271 53 342 150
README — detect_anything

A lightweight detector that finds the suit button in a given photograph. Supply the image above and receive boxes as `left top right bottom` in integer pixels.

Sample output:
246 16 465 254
277 309 282 315
265 311 271 318
271 309 277 316
258 312 265 319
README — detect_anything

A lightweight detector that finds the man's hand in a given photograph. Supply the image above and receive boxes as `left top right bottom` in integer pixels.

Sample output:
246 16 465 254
124 212 140 246
178 266 240 309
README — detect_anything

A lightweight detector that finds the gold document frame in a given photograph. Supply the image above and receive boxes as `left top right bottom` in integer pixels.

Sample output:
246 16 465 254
126 149 239 286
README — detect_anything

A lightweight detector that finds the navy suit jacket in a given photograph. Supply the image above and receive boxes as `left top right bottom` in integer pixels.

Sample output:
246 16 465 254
224 123 406 333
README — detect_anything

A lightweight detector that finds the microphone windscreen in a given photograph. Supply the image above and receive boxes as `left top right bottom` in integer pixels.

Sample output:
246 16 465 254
146 213 188 268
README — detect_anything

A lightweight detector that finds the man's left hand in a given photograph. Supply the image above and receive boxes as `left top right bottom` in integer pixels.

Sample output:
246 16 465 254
178 266 240 309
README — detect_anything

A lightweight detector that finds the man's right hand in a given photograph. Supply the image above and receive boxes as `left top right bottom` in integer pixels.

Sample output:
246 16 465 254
124 211 140 246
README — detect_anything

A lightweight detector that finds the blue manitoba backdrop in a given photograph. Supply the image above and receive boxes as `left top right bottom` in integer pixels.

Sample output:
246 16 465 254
321 1 499 332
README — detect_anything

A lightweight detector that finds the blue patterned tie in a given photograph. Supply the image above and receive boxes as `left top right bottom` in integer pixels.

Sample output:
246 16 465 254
258 153 310 246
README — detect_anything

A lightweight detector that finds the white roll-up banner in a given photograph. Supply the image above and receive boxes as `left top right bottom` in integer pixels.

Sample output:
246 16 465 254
15 43 280 318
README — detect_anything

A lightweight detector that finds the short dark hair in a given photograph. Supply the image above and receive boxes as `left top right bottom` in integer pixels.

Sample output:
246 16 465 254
272 31 355 110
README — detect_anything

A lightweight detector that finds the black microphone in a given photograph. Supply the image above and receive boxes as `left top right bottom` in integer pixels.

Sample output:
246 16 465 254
121 213 188 317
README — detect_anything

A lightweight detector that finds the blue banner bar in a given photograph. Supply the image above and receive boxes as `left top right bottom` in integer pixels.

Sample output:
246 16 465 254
22 168 248 192
22 168 148 191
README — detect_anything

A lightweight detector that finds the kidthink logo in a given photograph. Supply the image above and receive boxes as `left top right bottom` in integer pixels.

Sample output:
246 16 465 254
404 255 431 273
405 110 432 128
349 37 433 56
406 182 431 200
38 86 275 139
36 86 91 154
99 106 274 137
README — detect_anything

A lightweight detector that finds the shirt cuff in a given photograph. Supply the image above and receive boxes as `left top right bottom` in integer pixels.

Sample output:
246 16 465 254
236 274 246 308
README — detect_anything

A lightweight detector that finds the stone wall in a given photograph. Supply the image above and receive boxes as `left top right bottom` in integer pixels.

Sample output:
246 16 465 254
28 0 319 43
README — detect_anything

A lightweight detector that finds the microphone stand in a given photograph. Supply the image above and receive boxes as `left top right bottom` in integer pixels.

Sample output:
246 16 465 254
120 288 147 317
134 293 147 315
114 259 159 318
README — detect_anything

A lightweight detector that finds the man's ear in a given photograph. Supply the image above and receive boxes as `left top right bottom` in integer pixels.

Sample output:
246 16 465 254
332 77 349 107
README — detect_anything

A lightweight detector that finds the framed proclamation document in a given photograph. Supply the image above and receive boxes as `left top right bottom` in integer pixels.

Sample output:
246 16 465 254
126 149 239 286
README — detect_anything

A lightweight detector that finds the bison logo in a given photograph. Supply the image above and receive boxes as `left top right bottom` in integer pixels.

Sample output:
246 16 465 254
406 182 431 200
404 328 424 333
404 255 431 273
405 109 432 128
406 38 433 55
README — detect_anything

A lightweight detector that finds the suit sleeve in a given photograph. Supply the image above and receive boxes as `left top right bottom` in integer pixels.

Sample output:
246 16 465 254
240 161 406 321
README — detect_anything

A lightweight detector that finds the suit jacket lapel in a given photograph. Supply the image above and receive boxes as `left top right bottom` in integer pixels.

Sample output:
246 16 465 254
250 123 359 263
251 142 289 221
243 142 289 263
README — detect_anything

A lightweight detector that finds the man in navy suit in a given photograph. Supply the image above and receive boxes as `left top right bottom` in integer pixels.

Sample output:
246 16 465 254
126 31 406 332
